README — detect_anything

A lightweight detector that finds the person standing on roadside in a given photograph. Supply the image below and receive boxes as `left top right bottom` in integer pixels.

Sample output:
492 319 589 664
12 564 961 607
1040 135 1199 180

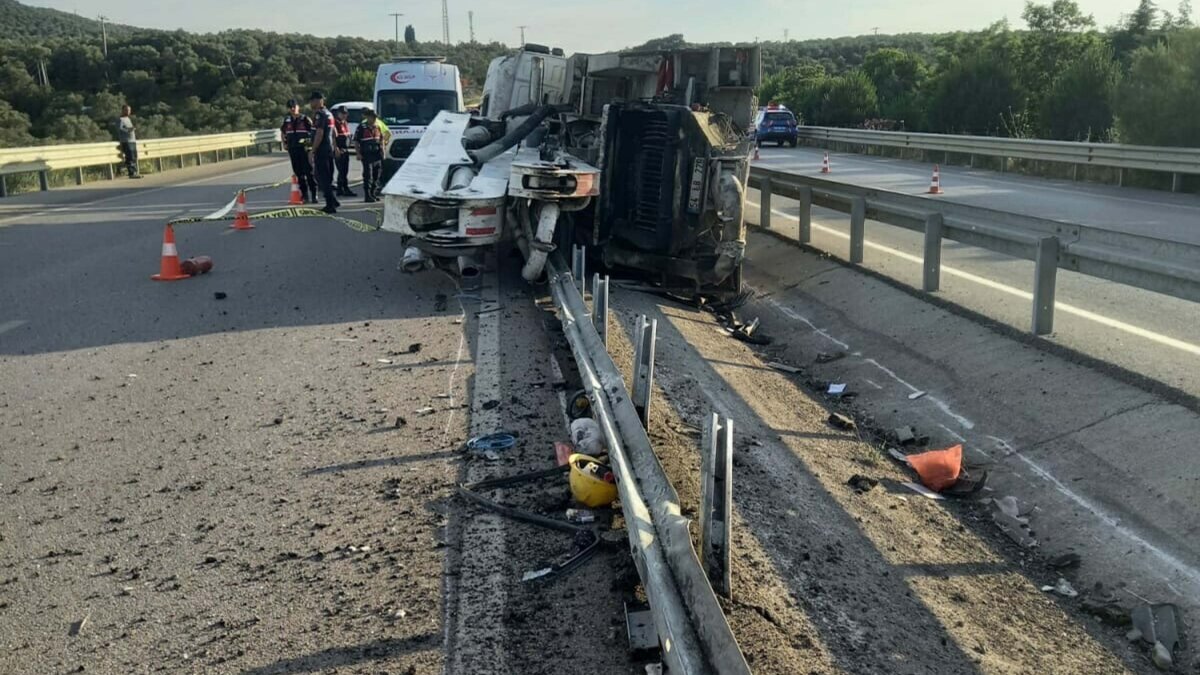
333 106 356 197
117 105 142 179
281 99 317 203
308 91 340 214
352 107 385 202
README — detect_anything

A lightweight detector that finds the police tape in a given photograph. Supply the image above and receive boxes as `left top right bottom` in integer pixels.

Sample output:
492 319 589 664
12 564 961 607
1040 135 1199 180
168 178 381 232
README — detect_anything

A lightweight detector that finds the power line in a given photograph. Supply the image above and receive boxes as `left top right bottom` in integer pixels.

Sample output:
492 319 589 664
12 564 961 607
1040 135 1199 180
389 12 404 47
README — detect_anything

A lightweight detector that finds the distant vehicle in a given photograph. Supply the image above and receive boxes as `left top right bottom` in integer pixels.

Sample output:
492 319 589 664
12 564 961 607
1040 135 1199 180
753 104 799 147
374 57 465 181
331 101 373 138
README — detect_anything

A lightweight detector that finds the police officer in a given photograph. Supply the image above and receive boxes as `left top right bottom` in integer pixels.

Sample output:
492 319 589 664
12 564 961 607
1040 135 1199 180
280 99 317 203
333 106 356 197
352 107 385 202
308 91 340 214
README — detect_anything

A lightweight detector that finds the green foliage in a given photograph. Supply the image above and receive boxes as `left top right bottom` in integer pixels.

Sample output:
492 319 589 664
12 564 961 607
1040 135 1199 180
861 48 927 124
1115 29 1200 145
927 55 1022 135
330 68 375 104
0 100 35 146
815 71 879 126
404 25 417 45
1040 45 1121 140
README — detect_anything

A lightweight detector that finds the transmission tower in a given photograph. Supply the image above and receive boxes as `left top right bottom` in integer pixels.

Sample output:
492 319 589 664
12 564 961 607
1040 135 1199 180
442 0 450 44
469 10 475 43
518 25 528 45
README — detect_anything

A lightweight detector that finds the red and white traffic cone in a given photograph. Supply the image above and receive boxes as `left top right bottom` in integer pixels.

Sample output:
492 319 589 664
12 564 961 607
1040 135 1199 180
821 151 831 174
288 176 303 205
928 164 944 194
150 224 191 282
231 190 254 230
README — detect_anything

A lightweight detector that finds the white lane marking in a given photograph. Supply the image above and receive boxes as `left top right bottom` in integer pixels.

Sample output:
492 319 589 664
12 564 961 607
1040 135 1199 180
0 160 289 228
761 149 1200 215
748 199 1200 358
938 424 968 444
764 298 850 349
0 320 28 336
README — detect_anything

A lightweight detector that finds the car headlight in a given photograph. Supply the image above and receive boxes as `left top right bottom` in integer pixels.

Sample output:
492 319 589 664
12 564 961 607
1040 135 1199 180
407 202 458 228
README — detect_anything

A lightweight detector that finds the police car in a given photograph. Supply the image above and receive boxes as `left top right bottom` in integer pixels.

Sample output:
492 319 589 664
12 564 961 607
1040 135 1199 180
752 103 799 148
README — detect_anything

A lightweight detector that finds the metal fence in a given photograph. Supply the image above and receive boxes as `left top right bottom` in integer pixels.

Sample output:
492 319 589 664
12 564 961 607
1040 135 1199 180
0 130 280 196
797 126 1200 191
750 166 1200 335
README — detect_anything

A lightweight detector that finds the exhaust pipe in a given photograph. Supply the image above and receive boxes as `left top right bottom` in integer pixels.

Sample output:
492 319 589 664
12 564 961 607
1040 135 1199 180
400 246 433 273
457 255 481 280
521 202 560 282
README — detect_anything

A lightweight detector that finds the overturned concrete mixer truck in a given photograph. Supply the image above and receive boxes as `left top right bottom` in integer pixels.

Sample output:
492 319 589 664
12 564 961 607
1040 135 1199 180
379 43 761 297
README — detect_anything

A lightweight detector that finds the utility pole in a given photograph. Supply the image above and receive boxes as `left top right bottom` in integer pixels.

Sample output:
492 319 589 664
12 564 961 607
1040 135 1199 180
389 13 404 48
872 26 880 35
468 10 475 43
97 15 109 56
518 25 528 45
783 29 789 41
442 0 450 44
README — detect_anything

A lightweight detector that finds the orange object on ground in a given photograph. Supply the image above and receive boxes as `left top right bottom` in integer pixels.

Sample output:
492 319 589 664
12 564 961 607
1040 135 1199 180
821 151 831 174
928 164 944 194
150 224 191 281
231 191 254 230
179 256 213 276
907 444 962 492
288 176 303 205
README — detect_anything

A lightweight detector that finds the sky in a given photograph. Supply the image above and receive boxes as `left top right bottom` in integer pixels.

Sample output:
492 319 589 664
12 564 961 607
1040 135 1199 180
26 0 1151 52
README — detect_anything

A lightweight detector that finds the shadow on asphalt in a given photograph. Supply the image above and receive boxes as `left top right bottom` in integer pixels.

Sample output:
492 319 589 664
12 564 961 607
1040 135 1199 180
239 633 440 674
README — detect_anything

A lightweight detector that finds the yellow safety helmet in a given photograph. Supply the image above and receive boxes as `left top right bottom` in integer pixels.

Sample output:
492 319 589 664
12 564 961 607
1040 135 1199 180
568 453 618 508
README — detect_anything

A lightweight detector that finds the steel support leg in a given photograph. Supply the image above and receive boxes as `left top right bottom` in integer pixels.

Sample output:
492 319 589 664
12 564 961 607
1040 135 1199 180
849 196 866 264
798 186 812 244
38 170 49 192
632 315 657 429
701 412 733 599
592 274 609 350
1032 236 1059 336
922 213 944 292
760 177 772 229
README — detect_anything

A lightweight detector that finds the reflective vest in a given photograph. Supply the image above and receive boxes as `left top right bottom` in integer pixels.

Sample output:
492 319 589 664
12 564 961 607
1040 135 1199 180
354 122 384 160
281 114 313 149
334 118 351 149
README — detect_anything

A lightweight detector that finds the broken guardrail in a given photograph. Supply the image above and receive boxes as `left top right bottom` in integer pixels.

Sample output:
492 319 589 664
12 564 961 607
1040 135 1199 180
750 166 1200 335
547 254 750 674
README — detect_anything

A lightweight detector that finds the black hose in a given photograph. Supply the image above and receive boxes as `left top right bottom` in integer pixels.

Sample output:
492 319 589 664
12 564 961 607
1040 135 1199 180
470 104 556 166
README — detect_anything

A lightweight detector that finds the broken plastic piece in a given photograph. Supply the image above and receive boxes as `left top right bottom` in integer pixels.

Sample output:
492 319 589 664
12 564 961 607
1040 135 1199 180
815 351 846 364
1042 578 1078 598
767 362 802 374
901 481 945 500
827 413 856 431
906 444 962 492
827 383 847 395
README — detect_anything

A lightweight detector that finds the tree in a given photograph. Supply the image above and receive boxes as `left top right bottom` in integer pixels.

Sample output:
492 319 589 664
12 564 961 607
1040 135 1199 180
404 25 416 45
1040 45 1120 140
634 34 690 51
1115 29 1200 146
861 48 927 123
815 71 879 126
757 63 827 124
0 100 36 147
330 68 374 104
1023 0 1095 32
1113 0 1162 59
927 55 1023 135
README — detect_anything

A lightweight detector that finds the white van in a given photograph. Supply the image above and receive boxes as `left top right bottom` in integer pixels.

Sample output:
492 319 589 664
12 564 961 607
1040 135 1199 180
330 100 373 138
375 57 464 179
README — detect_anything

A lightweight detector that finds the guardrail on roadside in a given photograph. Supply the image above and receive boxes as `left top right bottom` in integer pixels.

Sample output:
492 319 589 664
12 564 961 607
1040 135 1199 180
797 126 1200 191
750 166 1200 335
0 130 281 197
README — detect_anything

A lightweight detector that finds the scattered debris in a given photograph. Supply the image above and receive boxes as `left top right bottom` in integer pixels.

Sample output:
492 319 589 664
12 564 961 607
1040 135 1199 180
827 413 856 431
767 362 802 374
827 383 847 395
1128 603 1182 670
570 418 606 456
1047 552 1081 570
272 417 283 425
887 448 911 465
569 454 618 508
566 508 596 524
213 291 227 300
466 433 517 456
847 475 879 493
893 425 929 446
907 444 962 492
415 407 435 416
68 615 89 637
907 390 927 400
393 416 407 428
376 358 394 364
407 343 422 354
554 441 574 466
991 496 1038 548
567 390 591 420
901 481 946 500
522 567 553 582
815 351 846 364
1042 578 1079 598
482 399 500 411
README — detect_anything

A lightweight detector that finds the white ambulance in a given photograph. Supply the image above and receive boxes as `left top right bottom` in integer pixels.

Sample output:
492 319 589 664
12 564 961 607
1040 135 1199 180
374 57 465 181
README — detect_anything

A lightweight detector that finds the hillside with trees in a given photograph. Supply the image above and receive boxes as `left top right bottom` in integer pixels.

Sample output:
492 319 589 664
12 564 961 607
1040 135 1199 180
1 0 1198 148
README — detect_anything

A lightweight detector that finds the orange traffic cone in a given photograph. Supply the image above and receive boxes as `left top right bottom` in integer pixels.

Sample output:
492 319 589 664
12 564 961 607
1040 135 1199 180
753 146 760 161
288 176 303 205
151 224 191 281
821 151 831 174
928 164 944 194
231 191 254 230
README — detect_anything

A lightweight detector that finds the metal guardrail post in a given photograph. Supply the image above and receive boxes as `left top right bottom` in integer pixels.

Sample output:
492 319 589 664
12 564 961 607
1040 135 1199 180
849 196 866 264
156 158 164 173
74 167 84 186
196 152 203 166
632 315 657 429
1173 173 1183 192
1032 236 1060 335
1118 167 1124 187
760 176 772 229
798 186 812 243
700 412 733 599
922 213 944 292
572 245 586 296
106 164 115 180
0 175 7 198
592 274 609 349
38 170 49 192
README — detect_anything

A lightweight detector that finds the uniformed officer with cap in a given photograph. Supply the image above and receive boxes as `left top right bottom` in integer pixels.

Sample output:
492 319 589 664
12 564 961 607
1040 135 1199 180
280 99 317 203
333 106 356 197
308 91 340 214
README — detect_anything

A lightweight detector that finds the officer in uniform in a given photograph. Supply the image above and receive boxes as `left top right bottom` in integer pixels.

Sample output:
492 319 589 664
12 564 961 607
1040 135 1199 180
308 91 340 214
280 99 317 203
333 106 356 197
352 107 385 202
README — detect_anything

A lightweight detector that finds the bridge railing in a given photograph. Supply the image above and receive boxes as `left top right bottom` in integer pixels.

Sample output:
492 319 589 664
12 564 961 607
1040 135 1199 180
0 130 281 196
797 126 1200 191
750 166 1200 335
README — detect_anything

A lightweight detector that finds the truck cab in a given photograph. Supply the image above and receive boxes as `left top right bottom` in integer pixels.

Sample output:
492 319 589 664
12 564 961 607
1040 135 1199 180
374 57 464 180
480 44 570 117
